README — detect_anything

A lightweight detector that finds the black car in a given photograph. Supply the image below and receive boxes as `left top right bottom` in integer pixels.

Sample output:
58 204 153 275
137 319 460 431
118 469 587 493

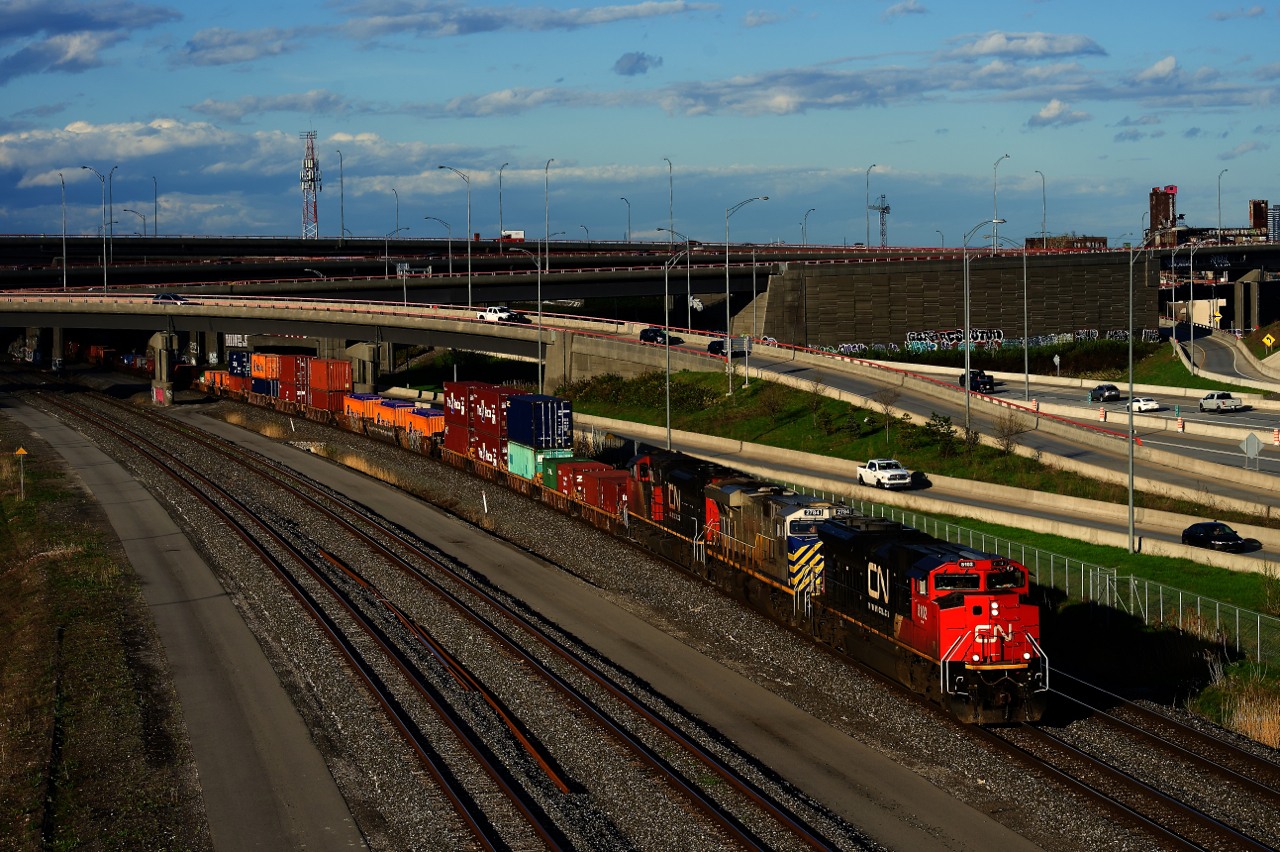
1181 522 1260 552
957 369 994 393
1087 383 1121 402
639 327 683 346
152 293 190 305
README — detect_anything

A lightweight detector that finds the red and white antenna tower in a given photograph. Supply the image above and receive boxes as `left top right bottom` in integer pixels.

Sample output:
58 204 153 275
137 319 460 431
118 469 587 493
299 131 321 239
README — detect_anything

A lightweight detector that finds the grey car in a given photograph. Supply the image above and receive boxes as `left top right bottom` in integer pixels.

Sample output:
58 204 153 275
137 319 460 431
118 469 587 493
1087 384 1121 402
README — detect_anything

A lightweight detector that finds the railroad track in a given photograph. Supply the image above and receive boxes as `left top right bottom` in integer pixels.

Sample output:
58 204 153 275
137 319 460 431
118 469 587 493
19 381 851 852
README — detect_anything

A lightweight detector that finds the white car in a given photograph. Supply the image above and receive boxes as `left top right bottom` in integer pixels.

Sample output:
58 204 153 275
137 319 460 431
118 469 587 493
1125 397 1160 412
856 458 914 489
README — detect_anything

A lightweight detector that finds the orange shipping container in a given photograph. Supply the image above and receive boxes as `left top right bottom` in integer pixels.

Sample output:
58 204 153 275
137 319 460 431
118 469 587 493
404 412 444 435
309 359 353 392
250 353 269 378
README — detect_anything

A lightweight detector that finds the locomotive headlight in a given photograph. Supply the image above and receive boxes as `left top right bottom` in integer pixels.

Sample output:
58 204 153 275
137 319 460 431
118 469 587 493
972 654 980 662
990 601 999 613
1023 652 1032 660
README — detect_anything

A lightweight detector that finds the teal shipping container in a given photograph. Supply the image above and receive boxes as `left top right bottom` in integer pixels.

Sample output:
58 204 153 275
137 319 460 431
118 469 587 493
507 442 574 481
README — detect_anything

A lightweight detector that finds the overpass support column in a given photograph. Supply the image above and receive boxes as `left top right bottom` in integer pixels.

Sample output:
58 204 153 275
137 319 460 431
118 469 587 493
346 342 378 393
542 329 573 394
151 331 177 406
204 331 220 367
50 327 64 371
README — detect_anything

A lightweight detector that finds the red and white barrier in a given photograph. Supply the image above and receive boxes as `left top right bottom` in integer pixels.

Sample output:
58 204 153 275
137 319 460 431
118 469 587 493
1098 407 1106 422
1032 399 1039 412
1177 417 1184 432
1273 428 1279 446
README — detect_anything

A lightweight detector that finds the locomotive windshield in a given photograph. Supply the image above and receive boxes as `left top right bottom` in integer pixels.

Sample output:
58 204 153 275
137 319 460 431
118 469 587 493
987 569 1026 590
934 573 980 591
788 520 820 536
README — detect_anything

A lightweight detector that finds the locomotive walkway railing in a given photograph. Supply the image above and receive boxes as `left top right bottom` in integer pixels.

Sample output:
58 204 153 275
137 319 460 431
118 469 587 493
770 480 1280 668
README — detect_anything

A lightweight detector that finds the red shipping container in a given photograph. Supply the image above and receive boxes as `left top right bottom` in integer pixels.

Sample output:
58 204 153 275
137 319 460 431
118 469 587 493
278 355 310 386
228 375 251 393
557 461 609 498
470 430 508 468
278 383 305 403
471 387 520 436
442 381 492 424
308 358 353 392
443 424 471 456
581 469 631 513
308 390 344 412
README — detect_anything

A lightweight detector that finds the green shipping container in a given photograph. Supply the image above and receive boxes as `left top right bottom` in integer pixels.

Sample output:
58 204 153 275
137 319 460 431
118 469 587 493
506 442 574 481
541 455 594 489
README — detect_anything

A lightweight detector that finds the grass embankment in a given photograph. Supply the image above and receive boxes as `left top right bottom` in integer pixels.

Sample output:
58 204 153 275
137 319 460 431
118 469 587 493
381 349 538 393
1132 342 1267 394
1243 320 1280 363
562 370 1280 532
0 423 208 851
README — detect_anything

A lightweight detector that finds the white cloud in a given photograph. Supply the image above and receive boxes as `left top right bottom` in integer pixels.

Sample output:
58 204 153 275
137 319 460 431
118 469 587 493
613 51 663 76
945 31 1106 60
170 26 320 67
1135 56 1177 83
741 9 781 27
881 0 927 22
1026 98 1091 127
1218 140 1269 159
1209 5 1265 19
189 90 368 123
1114 114 1160 126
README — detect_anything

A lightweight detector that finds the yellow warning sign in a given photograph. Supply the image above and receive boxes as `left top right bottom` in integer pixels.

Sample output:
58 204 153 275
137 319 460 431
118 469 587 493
1213 312 1222 322
1265 334 1276 348
13 448 27 455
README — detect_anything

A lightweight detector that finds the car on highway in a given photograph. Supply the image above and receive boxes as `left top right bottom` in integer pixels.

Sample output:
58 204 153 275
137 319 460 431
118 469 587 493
639 327 683 346
957 369 994 393
151 293 190 306
1199 391 1243 413
1087 384 1122 402
476 305 529 323
857 458 914 489
1124 397 1161 412
1181 522 1260 552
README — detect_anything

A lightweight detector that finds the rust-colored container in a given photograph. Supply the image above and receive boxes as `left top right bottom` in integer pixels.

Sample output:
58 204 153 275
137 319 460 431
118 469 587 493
227 374 252 393
308 359 353 392
278 383 305 403
443 424 471 456
472 387 519 437
442 381 492 424
581 469 631 513
307 390 344 412
277 355 309 385
470 430 507 468
556 461 610 499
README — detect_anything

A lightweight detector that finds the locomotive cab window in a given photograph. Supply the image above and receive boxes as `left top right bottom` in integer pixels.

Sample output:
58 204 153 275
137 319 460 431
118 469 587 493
987 569 1026 590
934 573 980 591
788 520 819 536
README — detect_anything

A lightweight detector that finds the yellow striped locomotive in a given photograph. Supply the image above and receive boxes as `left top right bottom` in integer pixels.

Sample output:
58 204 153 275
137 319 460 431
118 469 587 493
627 450 1047 723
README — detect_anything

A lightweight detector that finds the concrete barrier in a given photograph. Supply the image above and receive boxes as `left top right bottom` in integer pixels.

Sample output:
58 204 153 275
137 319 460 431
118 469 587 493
576 412 1277 575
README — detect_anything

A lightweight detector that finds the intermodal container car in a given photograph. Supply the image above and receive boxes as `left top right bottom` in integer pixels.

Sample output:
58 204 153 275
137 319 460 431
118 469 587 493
375 400 416 427
278 383 305 403
581 469 631 514
471 430 508 468
556 461 610 498
506 443 574 481
442 381 492 424
307 390 344 412
343 393 381 419
541 455 593 490
507 395 572 449
404 411 444 436
250 377 277 396
228 375 251 393
443 424 471 456
472 387 520 437
227 351 251 377
277 355 309 386
308 359 353 392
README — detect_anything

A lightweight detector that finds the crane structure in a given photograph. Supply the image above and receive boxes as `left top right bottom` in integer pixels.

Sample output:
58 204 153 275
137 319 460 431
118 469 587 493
868 194 890 247
299 131 322 239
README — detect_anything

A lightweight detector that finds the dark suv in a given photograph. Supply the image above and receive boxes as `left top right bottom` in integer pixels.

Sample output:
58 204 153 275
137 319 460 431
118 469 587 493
1181 522 1259 552
1087 384 1121 402
639 327 683 346
957 369 994 393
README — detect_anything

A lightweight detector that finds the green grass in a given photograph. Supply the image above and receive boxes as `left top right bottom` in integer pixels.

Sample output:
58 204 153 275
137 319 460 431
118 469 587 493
381 349 538 393
1132 340 1267 394
1188 660 1280 746
1243 320 1280 363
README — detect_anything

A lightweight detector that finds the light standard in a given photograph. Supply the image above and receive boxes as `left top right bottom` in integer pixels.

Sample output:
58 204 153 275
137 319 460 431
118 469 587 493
544 158 554 310
726 196 767 395
510 247 544 388
936 230 944 249
1189 244 1201 373
661 247 690 449
580 224 589 250
123 208 145 237
537 230 565 393
424 217 452 274
803 208 815 246
664 157 673 253
865 164 875 247
498 162 508 252
658 226 692 330
81 166 107 290
992 154 1009 256
384 226 409 277
620 197 631 243
151 176 158 236
1034 169 1046 245
107 165 118 263
1120 233 1141 552
335 150 344 244
1218 168 1228 242
993 234 1031 401
60 173 66 290
962 218 1004 433
438 165 472 307
392 187 399 235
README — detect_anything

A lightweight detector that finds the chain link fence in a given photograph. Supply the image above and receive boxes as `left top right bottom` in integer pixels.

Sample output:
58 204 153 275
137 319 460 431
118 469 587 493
777 481 1280 666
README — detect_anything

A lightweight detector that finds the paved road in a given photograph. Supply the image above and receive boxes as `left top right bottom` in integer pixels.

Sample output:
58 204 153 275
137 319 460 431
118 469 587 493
1172 323 1276 385
173 406 1046 852
0 398 365 852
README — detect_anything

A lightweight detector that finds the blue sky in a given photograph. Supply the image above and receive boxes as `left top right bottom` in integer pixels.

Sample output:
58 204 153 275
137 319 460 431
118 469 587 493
3 0 1279 246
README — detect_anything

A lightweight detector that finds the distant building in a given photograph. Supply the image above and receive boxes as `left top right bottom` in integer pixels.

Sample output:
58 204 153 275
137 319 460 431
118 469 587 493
1270 205 1280 242
1250 200 1269 230
1024 235 1108 250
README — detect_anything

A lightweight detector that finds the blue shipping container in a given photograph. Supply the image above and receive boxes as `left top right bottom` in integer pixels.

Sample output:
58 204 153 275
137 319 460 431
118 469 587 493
250 377 277 396
505 395 572 449
228 351 251 377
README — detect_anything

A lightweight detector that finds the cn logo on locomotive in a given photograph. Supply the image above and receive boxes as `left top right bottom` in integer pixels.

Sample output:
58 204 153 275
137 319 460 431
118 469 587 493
866 562 891 618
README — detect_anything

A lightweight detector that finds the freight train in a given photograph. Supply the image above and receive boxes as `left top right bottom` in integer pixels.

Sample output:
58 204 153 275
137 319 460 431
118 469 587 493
186 369 1047 723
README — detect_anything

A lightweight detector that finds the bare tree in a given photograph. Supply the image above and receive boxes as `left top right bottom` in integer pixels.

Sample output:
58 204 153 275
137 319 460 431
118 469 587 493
760 382 786 425
807 372 825 426
991 408 1030 455
872 385 902 442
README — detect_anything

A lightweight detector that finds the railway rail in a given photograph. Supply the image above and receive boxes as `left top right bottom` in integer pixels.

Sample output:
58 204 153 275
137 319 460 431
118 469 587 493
16 377 852 852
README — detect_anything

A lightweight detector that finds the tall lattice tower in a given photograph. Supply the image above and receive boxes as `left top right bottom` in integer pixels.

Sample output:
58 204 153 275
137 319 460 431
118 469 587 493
299 131 321 239
868 194 890 247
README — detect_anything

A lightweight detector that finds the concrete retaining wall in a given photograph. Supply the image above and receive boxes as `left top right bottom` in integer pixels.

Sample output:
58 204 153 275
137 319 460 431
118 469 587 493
576 412 1275 575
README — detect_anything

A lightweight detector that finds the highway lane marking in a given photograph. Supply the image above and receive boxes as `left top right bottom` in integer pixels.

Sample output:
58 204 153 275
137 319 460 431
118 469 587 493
1142 438 1280 465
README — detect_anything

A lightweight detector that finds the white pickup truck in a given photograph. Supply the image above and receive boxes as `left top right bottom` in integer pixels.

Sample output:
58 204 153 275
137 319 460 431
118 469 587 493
476 305 525 323
1198 391 1243 413
857 458 914 489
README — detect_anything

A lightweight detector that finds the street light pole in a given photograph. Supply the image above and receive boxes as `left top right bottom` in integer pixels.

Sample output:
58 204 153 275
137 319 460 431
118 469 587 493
580 224 589 250
803 208 815 246
726 197 768 395
438 166 472 307
993 154 1009 256
962 219 1003 433
151 176 158 236
81 166 107 291
384 226 408 277
335 151 344 244
659 226 693 333
935 230 944 249
620 197 630 243
865 164 875 247
123 208 145 237
60 173 66 290
1218 168 1228 242
662 247 689 450
664 158 673 253
392 188 399 236
1035 169 1046 245
1189 244 1201 372
498 162 508 252
424 217 452 274
107 165 118 264
1124 237 1140 552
